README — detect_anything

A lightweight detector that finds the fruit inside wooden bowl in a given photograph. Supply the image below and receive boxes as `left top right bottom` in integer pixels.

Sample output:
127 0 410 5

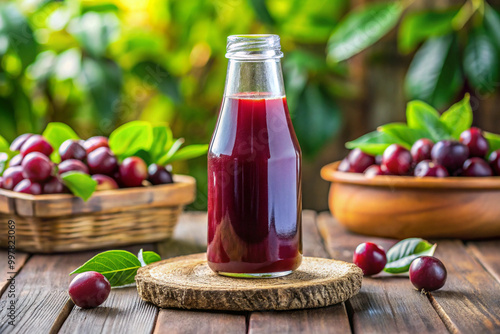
321 161 500 239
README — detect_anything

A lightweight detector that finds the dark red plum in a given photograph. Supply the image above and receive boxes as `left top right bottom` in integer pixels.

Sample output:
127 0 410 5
9 154 23 167
414 160 449 177
364 165 388 177
59 139 87 161
459 127 489 158
148 164 174 185
92 174 119 191
488 150 500 176
84 136 109 154
58 159 89 175
10 133 33 151
68 271 111 309
13 179 42 195
43 177 67 194
353 242 387 276
411 138 434 164
22 152 54 182
2 166 24 190
462 158 493 177
431 140 469 173
87 147 118 176
20 135 53 157
347 149 375 173
409 256 447 292
119 157 147 187
382 144 412 175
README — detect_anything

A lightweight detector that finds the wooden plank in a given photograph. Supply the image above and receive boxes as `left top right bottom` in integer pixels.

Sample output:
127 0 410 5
154 212 247 334
0 250 29 295
317 212 448 334
154 310 246 334
467 240 500 284
249 210 352 334
0 245 157 334
429 240 500 333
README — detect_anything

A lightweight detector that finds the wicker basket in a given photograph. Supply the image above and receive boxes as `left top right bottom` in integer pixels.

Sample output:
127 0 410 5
0 175 196 253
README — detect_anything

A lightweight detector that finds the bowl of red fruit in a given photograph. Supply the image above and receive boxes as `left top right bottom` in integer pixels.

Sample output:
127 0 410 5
321 97 500 239
0 121 207 253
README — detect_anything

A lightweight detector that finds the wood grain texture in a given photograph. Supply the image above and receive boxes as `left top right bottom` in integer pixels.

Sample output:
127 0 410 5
249 211 352 334
154 309 246 334
317 212 449 334
429 240 500 333
321 162 500 239
0 250 29 295
467 240 500 284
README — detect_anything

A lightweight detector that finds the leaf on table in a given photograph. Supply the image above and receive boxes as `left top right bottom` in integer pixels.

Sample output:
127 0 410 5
137 249 162 267
109 121 153 160
377 123 429 148
70 250 142 287
398 9 458 54
61 172 97 201
405 34 463 109
440 94 472 139
384 238 437 274
327 2 403 62
406 100 452 142
463 27 499 94
345 130 398 155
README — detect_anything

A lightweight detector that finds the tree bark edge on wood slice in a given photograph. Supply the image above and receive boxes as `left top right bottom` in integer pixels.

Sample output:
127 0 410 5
136 253 362 311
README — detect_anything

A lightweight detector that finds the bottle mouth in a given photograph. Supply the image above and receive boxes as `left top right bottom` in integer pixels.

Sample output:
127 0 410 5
226 34 283 60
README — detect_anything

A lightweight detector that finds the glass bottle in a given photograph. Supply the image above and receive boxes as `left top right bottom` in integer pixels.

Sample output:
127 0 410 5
207 35 302 278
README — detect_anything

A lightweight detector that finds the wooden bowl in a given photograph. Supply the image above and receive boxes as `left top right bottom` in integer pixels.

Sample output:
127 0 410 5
0 175 196 253
321 162 500 239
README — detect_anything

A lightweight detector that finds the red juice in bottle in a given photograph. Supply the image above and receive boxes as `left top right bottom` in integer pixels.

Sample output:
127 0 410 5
207 35 302 278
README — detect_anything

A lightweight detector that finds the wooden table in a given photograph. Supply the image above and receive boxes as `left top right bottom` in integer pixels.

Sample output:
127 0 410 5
1 211 499 333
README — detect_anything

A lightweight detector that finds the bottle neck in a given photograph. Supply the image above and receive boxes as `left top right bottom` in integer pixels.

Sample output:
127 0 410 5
224 58 285 98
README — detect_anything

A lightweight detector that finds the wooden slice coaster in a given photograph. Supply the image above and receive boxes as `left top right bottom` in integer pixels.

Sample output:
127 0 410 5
136 253 363 311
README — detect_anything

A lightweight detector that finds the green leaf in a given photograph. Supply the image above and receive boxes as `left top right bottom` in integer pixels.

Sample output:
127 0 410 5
150 126 169 162
406 100 452 142
137 249 161 267
440 94 472 139
248 0 275 25
70 250 142 287
384 238 437 274
161 144 208 164
292 84 341 158
42 122 80 163
345 131 399 155
61 172 97 201
405 34 463 109
327 2 403 62
157 138 184 165
484 4 500 49
463 28 499 94
484 132 500 155
0 152 8 176
0 135 9 152
398 9 458 54
377 123 429 148
109 121 153 159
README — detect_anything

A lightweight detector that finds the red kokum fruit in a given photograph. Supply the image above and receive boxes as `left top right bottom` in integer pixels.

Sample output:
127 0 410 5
382 144 412 175
13 179 42 195
20 135 54 157
68 271 111 309
10 133 33 151
119 157 148 187
431 140 469 173
84 136 109 154
414 160 449 178
2 166 24 190
353 242 387 276
488 150 500 176
92 174 119 191
9 154 23 167
58 159 89 175
347 148 376 173
462 157 493 177
148 164 174 185
22 152 54 182
459 127 489 158
411 138 434 164
364 165 388 177
87 147 118 176
59 139 87 161
409 256 447 292
43 177 67 194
